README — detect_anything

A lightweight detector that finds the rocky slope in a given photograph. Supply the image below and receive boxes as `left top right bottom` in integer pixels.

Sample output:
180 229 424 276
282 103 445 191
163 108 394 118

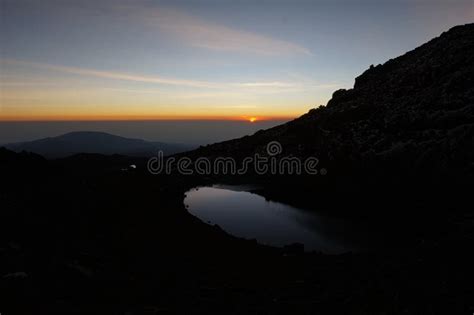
1 24 474 315
187 24 474 185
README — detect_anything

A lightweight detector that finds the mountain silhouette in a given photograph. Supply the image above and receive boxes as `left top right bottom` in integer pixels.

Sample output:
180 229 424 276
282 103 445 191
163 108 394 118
3 131 194 158
1 24 474 314
186 24 474 184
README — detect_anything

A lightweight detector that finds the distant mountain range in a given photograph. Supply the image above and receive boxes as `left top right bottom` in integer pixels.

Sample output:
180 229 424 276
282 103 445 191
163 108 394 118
2 131 194 158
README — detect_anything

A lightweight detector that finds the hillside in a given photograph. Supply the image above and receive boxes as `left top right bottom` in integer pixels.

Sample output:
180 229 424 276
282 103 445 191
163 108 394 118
1 24 474 315
3 131 194 158
187 24 474 184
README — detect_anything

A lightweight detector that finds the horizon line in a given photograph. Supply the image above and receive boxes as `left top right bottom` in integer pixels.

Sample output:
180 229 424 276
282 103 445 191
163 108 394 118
0 115 296 122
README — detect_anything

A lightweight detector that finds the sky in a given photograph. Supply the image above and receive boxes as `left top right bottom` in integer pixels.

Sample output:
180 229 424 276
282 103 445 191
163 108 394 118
1 0 473 121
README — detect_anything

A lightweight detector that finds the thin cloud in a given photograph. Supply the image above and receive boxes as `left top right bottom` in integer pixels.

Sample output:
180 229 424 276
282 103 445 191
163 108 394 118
135 7 312 56
18 1 312 56
312 83 344 89
2 59 318 90
4 60 219 88
235 82 297 88
3 60 340 96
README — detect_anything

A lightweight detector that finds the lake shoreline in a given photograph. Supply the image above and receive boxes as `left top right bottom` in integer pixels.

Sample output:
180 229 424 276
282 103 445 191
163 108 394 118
1 152 473 313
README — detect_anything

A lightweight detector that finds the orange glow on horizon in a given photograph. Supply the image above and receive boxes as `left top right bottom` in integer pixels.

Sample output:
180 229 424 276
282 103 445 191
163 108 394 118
0 113 296 122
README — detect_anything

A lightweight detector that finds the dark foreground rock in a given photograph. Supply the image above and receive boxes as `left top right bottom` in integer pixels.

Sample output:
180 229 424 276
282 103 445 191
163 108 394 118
1 24 474 314
1 147 473 314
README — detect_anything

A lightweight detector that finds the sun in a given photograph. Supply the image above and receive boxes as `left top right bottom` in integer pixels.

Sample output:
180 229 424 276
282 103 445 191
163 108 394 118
249 117 257 123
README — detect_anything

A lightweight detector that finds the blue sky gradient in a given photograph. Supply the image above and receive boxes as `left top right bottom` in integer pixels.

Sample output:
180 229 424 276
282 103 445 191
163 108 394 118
1 0 473 120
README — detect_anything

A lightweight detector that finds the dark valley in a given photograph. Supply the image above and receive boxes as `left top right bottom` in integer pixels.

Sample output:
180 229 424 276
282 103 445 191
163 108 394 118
1 23 474 314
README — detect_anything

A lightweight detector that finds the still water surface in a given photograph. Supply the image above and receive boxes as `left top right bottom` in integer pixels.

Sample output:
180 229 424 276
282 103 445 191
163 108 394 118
185 186 368 253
